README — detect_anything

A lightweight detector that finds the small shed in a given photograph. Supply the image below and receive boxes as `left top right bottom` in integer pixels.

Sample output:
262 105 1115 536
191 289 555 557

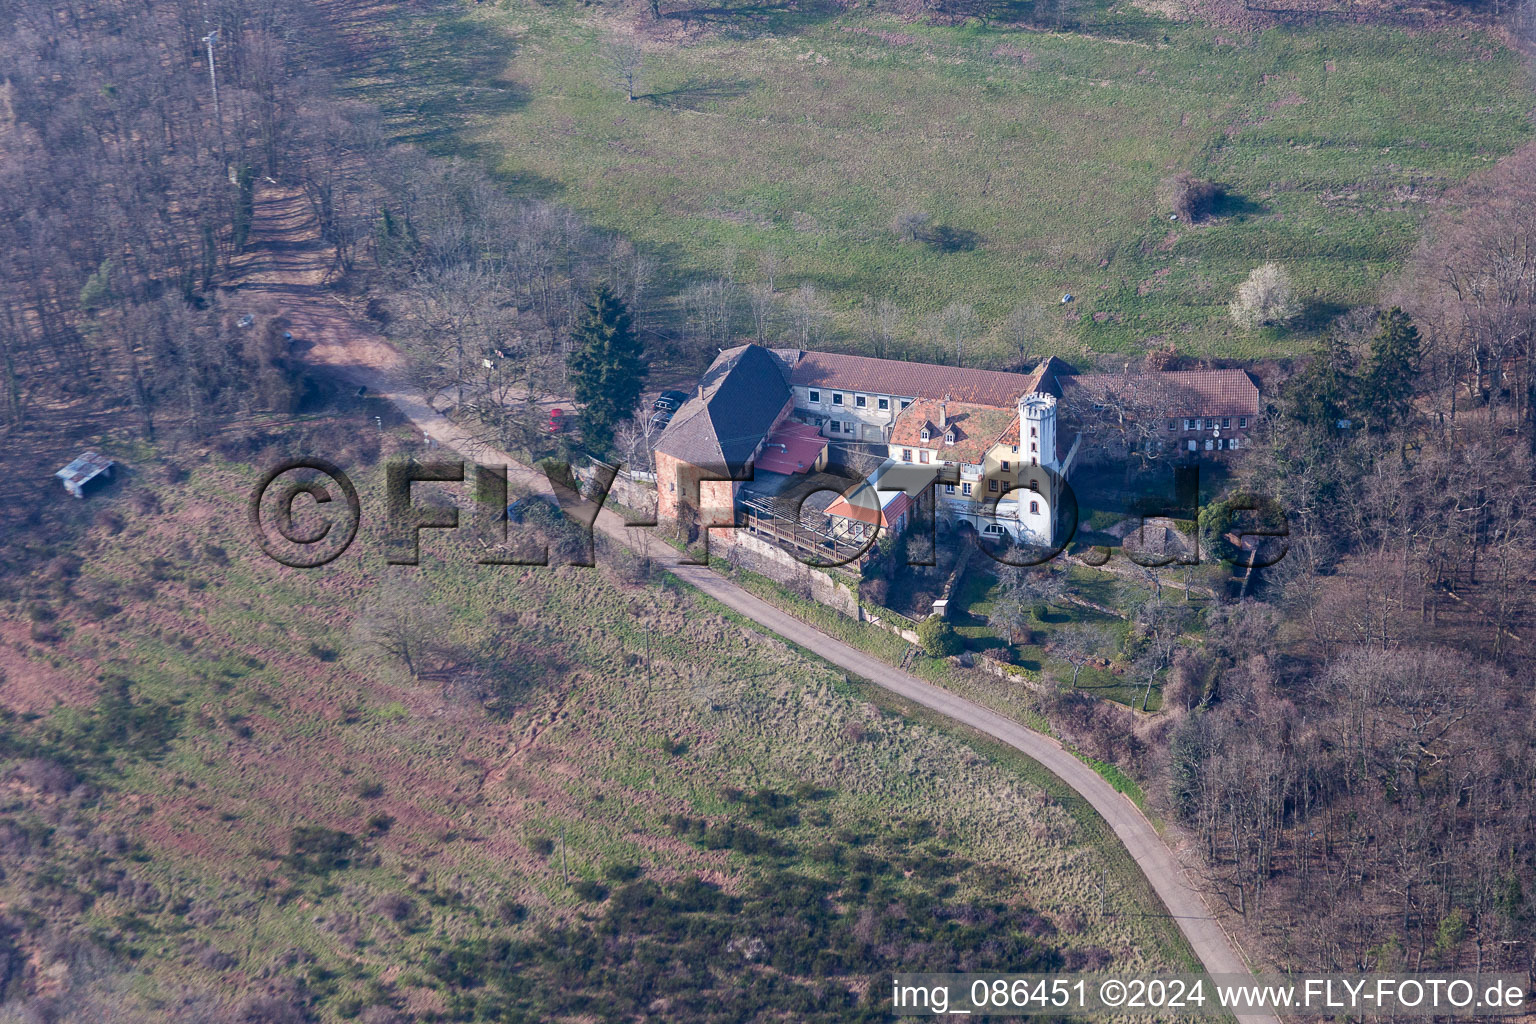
56 452 115 499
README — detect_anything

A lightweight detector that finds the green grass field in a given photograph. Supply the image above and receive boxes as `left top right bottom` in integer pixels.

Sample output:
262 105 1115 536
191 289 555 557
358 0 1530 363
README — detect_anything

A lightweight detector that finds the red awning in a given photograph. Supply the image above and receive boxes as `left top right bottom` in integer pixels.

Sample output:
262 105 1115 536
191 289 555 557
755 421 827 475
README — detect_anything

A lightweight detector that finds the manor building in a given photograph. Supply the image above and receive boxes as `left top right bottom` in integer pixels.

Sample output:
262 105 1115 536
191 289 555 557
651 344 1259 553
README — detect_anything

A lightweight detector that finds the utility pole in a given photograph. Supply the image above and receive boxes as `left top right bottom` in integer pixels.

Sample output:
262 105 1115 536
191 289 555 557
201 29 225 165
202 30 220 125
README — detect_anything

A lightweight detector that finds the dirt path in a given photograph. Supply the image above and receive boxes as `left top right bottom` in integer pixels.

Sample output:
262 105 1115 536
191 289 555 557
234 188 407 385
235 186 1276 1021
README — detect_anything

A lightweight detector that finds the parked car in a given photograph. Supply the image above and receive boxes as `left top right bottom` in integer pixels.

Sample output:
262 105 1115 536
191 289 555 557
653 389 690 412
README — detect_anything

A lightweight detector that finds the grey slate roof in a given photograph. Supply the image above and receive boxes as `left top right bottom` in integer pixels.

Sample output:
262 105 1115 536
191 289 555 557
655 344 791 474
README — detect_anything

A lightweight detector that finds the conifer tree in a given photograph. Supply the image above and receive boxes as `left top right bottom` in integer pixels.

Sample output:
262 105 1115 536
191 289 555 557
567 286 645 453
1362 307 1420 431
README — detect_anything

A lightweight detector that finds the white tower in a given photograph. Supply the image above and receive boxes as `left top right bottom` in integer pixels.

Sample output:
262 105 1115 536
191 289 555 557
1019 392 1058 472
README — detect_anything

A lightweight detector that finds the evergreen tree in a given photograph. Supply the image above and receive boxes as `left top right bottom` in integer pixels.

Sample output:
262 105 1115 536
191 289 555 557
1286 329 1357 434
567 286 645 453
1361 307 1420 431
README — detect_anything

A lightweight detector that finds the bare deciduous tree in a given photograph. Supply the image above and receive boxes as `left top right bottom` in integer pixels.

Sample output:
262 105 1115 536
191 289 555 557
608 42 645 102
890 210 930 243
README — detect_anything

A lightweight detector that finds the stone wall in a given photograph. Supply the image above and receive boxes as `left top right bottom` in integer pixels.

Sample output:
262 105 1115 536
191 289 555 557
608 472 657 519
727 531 861 619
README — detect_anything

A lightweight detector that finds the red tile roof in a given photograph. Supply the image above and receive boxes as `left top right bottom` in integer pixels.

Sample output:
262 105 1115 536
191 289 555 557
788 350 1048 407
889 400 1018 464
826 488 912 529
754 421 828 475
1060 369 1260 418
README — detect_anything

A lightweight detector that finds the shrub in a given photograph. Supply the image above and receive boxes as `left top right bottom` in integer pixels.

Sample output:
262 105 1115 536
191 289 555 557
371 893 415 923
916 616 961 658
1158 172 1222 223
603 862 644 882
237 994 308 1024
860 576 890 607
979 646 1014 666
9 759 78 796
571 879 609 902
283 826 357 874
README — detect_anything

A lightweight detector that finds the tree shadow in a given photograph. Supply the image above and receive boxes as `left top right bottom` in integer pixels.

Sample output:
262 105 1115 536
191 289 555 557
1293 298 1350 333
644 78 757 110
921 226 982 253
663 0 849 38
1208 190 1267 222
348 8 532 153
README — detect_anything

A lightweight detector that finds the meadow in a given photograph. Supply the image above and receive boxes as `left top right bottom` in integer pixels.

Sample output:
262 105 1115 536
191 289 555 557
356 0 1532 363
0 410 1192 1018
